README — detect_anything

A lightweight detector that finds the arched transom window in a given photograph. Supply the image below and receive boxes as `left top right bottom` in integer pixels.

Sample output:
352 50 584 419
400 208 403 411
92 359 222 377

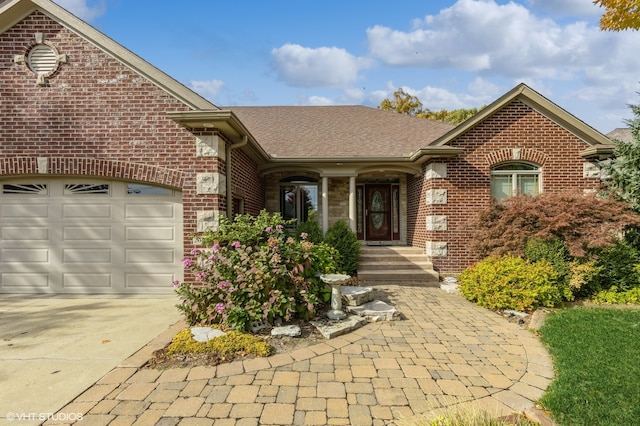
490 162 541 201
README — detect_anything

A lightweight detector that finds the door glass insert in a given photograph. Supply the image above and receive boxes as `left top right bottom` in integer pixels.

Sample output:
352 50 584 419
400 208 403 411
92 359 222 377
127 184 172 195
371 191 384 230
64 184 110 195
2 183 48 195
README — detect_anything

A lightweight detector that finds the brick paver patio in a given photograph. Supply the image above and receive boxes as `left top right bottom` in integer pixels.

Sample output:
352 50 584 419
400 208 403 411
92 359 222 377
49 286 554 425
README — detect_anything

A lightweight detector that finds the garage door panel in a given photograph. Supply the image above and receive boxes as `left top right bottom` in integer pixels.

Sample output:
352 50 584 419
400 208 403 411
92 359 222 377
63 273 112 288
3 226 49 241
126 249 175 264
63 204 112 219
63 249 112 263
63 226 112 241
126 226 175 241
125 204 176 219
2 248 49 263
125 273 176 289
1 203 49 218
1 273 50 289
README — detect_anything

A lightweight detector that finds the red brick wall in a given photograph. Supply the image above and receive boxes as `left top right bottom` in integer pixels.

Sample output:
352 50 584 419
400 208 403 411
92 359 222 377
408 100 600 274
0 12 263 257
231 148 264 216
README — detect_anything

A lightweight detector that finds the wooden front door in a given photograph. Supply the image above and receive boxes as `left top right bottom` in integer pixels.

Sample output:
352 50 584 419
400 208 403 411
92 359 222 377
365 184 391 241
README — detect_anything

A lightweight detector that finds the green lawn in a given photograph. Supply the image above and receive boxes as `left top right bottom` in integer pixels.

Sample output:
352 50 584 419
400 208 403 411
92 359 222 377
538 307 640 425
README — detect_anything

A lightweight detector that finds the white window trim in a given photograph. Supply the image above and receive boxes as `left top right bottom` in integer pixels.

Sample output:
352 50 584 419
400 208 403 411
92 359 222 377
490 162 542 200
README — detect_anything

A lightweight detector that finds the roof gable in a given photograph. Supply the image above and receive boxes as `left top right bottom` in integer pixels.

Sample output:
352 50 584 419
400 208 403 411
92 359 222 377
0 0 216 110
431 83 612 149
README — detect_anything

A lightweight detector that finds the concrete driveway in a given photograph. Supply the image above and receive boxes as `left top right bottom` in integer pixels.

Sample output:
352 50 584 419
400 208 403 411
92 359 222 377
0 295 182 425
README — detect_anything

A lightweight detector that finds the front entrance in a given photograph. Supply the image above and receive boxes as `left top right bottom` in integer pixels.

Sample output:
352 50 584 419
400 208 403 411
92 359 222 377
357 183 400 241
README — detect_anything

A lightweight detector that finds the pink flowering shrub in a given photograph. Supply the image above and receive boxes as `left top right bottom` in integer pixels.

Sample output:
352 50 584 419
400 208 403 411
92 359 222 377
174 211 339 331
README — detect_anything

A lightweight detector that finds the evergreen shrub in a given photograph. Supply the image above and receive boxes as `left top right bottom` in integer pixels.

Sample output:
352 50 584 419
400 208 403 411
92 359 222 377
324 220 360 275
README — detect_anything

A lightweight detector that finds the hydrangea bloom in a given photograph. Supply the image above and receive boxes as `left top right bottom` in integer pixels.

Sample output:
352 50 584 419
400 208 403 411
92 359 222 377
182 258 193 268
215 303 225 314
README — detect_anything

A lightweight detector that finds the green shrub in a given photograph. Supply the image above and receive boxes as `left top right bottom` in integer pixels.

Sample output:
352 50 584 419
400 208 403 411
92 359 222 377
294 210 324 243
588 239 640 293
175 212 338 331
324 220 360 275
592 286 640 304
458 255 569 312
200 209 294 247
524 238 571 281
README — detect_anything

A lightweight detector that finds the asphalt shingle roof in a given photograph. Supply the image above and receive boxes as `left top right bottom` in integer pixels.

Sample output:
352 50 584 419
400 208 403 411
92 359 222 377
228 105 455 159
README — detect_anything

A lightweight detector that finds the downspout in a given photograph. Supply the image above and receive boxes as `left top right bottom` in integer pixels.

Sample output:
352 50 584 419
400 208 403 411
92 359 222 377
226 135 248 217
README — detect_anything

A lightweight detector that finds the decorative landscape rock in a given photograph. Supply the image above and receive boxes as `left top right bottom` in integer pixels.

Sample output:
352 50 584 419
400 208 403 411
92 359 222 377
440 277 460 294
341 286 373 306
250 320 271 333
346 300 399 322
190 327 226 343
310 315 368 339
440 282 460 294
270 325 301 337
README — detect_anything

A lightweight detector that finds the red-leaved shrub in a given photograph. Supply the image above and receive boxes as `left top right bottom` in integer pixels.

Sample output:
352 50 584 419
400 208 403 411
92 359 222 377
469 192 640 259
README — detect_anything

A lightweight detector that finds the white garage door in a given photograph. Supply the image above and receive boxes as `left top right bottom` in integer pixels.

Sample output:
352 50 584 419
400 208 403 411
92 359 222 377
0 179 183 294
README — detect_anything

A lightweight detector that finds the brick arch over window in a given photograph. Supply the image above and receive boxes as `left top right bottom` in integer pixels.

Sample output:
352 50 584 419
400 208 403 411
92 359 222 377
485 148 549 167
0 157 184 188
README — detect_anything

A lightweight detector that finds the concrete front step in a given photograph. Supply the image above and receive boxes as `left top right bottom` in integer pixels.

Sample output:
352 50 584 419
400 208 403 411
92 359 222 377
357 245 440 285
358 270 440 285
358 260 434 270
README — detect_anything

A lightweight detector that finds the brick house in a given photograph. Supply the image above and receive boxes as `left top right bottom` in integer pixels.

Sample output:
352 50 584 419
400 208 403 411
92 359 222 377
0 0 614 293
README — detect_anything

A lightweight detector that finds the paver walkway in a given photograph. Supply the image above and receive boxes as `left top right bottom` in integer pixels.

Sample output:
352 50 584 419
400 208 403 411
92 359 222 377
49 286 554 426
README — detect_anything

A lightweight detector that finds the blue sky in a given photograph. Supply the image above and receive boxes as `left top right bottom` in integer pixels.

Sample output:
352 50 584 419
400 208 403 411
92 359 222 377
53 0 640 133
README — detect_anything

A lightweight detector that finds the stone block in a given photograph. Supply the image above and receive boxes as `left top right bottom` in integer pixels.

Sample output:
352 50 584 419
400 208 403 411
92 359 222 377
425 189 447 205
196 210 221 232
426 241 448 257
340 286 373 306
425 163 447 179
583 162 601 178
196 172 226 195
271 325 301 337
195 135 225 159
346 300 399 322
310 316 367 339
426 215 447 231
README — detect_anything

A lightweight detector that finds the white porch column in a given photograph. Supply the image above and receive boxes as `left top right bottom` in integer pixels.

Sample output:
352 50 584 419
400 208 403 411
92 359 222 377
349 176 356 232
322 176 329 234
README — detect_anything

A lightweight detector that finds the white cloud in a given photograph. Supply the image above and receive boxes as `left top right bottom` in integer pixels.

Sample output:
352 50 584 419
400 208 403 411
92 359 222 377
303 96 334 106
367 0 606 79
189 80 225 102
526 0 601 17
53 0 106 21
467 77 501 98
270 43 371 88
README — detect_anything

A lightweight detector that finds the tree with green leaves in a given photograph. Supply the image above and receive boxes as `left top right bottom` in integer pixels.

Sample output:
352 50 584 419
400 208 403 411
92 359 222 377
378 88 483 125
602 100 640 212
594 0 640 31
378 88 426 117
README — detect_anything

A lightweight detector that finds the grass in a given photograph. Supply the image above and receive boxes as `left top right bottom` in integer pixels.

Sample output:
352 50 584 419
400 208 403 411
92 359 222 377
538 307 640 425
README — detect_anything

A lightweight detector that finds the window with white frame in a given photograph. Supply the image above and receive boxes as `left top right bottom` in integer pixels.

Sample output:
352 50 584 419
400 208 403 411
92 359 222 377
490 162 541 201
279 177 318 223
